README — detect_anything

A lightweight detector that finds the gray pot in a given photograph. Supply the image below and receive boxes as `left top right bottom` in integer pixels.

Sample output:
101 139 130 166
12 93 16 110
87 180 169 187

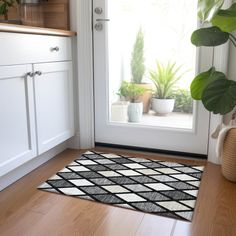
127 102 143 123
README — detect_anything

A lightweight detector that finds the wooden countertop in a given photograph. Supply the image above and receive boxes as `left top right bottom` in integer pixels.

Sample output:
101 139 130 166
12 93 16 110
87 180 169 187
0 23 76 37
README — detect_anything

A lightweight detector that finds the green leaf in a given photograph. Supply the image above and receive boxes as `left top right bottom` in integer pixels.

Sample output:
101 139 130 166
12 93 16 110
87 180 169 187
190 67 226 100
212 3 236 32
202 79 236 114
198 0 224 22
0 3 7 15
191 26 229 46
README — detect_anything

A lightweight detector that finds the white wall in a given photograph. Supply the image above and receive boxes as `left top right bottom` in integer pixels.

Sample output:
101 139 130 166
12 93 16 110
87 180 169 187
224 0 236 124
226 23 236 123
228 0 236 82
228 39 236 83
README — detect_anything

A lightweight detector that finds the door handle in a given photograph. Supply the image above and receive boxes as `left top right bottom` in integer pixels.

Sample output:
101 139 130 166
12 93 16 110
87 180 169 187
95 19 110 31
50 46 59 52
96 19 110 22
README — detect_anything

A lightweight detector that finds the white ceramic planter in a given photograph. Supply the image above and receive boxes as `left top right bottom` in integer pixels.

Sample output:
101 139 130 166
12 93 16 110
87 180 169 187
127 102 143 123
111 101 129 122
152 98 175 115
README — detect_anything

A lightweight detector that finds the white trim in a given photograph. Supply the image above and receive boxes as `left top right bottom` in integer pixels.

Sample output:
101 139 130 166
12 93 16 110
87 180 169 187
0 142 68 191
76 0 95 149
208 42 230 164
207 0 231 164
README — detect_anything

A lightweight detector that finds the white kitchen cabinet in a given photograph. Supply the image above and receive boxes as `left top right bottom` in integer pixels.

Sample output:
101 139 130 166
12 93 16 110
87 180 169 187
34 62 74 154
0 64 37 177
0 32 75 178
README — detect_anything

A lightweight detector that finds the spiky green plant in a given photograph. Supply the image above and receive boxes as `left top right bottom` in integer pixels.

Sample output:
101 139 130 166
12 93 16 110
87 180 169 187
149 62 185 99
131 28 145 84
0 0 19 20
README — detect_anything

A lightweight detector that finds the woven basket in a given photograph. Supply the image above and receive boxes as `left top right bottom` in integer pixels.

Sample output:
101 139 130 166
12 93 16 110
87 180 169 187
221 128 236 182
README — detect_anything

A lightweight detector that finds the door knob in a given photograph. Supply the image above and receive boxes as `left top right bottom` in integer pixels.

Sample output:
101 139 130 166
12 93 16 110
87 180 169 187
94 7 103 15
95 22 103 31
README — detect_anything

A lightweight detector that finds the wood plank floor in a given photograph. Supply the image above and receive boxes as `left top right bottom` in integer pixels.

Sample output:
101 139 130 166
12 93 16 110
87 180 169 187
0 148 236 236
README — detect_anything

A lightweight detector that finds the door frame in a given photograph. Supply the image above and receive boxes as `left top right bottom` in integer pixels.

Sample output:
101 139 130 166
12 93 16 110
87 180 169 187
73 0 230 164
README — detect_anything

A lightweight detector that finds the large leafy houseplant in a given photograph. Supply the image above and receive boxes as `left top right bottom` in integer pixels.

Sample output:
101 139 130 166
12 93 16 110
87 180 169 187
0 0 19 20
190 0 236 115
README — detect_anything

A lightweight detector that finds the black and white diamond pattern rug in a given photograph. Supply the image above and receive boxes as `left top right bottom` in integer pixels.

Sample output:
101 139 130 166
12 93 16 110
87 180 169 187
38 151 204 221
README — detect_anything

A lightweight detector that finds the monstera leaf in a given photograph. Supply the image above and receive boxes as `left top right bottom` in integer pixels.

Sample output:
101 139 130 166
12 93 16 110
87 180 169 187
212 3 236 32
202 79 236 114
191 26 229 46
198 0 224 22
190 67 226 100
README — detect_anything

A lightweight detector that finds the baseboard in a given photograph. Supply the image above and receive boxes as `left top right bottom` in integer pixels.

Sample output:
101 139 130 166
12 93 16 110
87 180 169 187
0 142 68 191
68 132 80 149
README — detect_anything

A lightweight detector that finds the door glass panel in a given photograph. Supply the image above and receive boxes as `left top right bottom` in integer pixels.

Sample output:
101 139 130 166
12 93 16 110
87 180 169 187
108 0 197 130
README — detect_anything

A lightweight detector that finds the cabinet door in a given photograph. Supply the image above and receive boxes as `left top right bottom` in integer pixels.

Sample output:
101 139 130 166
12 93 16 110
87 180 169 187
0 65 37 177
34 61 74 154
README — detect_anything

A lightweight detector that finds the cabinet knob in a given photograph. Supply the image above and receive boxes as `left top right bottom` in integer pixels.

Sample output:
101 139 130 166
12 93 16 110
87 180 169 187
25 72 34 78
34 71 42 76
50 46 60 52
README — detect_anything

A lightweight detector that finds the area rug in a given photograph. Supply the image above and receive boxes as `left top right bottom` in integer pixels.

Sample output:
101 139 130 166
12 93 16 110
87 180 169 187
38 151 204 221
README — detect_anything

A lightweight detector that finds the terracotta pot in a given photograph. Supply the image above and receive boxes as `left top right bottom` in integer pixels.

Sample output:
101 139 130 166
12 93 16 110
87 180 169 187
221 128 236 182
135 83 152 113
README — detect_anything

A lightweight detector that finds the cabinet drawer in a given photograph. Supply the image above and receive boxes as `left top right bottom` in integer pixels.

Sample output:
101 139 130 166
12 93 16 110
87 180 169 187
0 32 72 65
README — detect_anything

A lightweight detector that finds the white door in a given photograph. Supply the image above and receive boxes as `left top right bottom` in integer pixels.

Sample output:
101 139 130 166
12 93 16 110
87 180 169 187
0 64 37 177
94 0 213 155
34 61 74 154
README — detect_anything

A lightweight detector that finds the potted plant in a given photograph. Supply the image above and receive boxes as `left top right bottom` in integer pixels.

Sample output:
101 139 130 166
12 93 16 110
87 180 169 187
190 0 236 181
0 0 20 23
131 27 152 113
149 61 185 115
118 81 146 123
173 89 193 113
